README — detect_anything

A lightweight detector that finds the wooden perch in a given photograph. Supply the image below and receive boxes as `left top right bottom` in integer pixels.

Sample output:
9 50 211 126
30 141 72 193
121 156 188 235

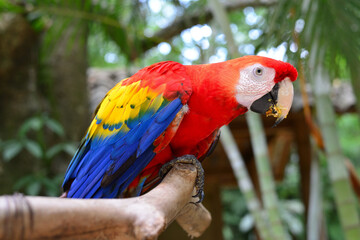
0 163 211 240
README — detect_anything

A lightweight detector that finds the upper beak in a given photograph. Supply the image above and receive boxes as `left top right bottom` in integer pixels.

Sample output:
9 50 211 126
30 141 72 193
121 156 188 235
250 78 294 127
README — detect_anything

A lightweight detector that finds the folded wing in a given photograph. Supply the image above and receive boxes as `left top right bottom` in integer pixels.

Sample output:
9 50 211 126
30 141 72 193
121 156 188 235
62 61 192 198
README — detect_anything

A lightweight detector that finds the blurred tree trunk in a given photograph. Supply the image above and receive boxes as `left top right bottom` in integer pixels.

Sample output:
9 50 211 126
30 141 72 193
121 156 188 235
208 0 288 239
0 1 90 194
307 144 327 240
349 67 360 120
245 112 290 239
0 13 41 194
41 0 90 142
309 42 360 240
220 126 272 240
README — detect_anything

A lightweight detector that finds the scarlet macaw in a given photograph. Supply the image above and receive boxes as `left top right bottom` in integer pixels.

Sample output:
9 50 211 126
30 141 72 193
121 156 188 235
62 56 297 199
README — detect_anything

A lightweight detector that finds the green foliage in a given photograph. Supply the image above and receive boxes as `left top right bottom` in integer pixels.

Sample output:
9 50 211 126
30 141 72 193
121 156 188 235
1 140 23 161
276 152 301 199
0 0 46 31
221 155 305 240
12 174 64 196
0 0 23 13
337 113 360 166
0 114 77 196
87 24 127 68
221 188 253 240
260 0 360 78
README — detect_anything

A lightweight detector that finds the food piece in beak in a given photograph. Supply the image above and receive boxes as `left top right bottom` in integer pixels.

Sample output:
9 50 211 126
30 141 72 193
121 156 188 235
272 78 294 126
250 78 294 127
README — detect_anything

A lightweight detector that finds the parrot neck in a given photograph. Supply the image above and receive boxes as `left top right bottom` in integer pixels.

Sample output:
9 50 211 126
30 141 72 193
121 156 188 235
184 63 247 127
168 63 247 151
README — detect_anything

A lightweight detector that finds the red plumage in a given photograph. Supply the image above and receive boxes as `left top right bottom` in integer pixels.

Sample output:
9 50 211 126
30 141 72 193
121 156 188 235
127 56 297 195
63 56 297 198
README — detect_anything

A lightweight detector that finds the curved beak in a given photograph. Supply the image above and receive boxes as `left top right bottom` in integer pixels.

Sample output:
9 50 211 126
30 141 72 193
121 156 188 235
250 78 294 127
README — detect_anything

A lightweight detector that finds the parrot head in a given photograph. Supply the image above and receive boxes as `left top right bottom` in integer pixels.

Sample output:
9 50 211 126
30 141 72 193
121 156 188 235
229 56 298 126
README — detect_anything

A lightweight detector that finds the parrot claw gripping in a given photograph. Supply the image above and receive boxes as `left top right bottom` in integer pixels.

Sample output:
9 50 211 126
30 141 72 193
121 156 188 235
159 155 205 203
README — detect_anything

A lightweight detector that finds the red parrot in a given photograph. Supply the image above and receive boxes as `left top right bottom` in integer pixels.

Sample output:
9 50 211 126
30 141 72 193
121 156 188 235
62 56 297 199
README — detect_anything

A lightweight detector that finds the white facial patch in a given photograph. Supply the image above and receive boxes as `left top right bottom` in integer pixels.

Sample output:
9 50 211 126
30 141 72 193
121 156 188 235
235 63 275 108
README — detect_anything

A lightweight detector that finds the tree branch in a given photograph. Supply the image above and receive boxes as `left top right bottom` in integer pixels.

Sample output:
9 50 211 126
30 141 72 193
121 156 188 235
0 163 211 240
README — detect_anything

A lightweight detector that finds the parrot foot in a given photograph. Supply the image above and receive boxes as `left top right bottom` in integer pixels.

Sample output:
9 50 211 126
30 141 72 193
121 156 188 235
159 155 205 203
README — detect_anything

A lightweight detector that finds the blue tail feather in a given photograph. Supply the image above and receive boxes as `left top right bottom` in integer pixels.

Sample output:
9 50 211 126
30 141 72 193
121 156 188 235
68 151 111 198
103 147 156 197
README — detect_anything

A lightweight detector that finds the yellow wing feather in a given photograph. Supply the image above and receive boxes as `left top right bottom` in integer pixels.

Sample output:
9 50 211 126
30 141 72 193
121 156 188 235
88 80 166 140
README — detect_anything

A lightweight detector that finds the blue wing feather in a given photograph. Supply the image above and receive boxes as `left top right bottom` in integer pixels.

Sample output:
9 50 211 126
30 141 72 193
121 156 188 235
63 61 193 198
137 98 183 156
62 141 90 187
64 98 183 198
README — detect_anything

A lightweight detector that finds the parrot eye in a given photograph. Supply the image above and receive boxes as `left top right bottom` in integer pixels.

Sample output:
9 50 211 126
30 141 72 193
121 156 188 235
253 67 264 77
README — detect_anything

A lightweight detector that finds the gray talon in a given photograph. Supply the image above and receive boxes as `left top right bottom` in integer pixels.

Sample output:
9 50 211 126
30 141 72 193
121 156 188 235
159 155 205 203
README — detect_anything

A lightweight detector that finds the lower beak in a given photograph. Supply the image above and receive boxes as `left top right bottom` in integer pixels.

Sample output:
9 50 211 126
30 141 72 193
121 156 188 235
250 78 294 127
